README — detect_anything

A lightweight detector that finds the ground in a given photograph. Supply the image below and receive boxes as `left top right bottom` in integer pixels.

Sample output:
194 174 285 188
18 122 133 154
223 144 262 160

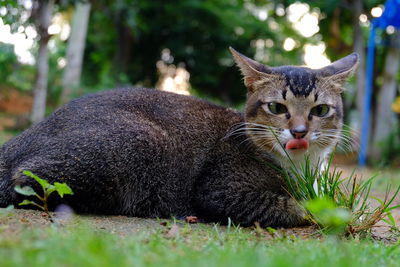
1 208 400 267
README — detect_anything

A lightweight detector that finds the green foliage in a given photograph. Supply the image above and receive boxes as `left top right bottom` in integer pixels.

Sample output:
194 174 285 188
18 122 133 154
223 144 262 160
22 170 73 198
14 185 36 196
14 170 73 219
53 182 74 197
375 127 400 167
0 43 35 91
0 43 17 79
292 0 385 60
84 0 309 104
281 155 400 236
305 198 351 234
1 224 400 267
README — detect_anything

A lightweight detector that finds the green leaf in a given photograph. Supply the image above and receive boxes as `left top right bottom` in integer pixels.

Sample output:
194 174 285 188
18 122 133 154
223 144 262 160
385 204 400 212
46 185 56 196
23 170 51 190
14 185 36 196
18 200 38 206
54 182 74 198
305 198 351 234
385 212 397 228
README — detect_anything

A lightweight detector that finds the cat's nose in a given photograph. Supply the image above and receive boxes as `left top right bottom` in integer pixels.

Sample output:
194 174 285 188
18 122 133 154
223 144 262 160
290 125 308 139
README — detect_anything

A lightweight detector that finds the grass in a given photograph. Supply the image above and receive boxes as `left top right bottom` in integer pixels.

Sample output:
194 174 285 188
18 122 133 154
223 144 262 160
0 220 400 267
280 155 400 235
374 169 400 191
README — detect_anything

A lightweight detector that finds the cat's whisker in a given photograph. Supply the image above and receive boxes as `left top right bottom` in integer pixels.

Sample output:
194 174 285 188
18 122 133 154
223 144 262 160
225 123 280 138
226 128 267 136
319 134 356 145
271 141 282 153
224 127 267 139
320 128 359 141
316 134 358 152
341 123 358 132
240 123 281 132
248 136 276 145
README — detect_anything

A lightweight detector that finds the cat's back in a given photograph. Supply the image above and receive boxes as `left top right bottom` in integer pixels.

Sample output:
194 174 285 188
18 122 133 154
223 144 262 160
48 88 241 135
1 88 243 164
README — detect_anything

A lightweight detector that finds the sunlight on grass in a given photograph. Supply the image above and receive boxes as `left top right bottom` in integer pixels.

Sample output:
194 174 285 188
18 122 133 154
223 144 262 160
0 223 400 267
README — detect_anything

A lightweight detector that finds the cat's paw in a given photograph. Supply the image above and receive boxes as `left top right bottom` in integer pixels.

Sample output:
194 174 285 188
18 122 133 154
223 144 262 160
286 198 312 226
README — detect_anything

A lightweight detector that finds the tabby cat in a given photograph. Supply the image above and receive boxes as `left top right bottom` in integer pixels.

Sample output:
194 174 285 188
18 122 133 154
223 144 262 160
0 48 358 227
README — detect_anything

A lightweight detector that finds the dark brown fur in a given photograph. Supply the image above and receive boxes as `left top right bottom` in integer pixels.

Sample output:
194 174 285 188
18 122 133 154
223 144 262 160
0 49 358 227
0 88 305 227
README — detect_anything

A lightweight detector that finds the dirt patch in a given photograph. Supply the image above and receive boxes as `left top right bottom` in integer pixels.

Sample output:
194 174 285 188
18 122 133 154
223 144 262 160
0 208 397 242
0 209 163 237
0 88 32 140
0 114 14 132
0 88 32 115
332 152 359 165
0 208 321 241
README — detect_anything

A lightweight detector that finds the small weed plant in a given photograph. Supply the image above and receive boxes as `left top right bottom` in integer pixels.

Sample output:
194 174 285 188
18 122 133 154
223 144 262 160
282 155 400 236
14 170 73 220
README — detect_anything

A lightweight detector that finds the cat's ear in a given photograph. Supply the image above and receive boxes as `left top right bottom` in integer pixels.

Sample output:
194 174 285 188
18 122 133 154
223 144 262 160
229 47 272 92
318 53 359 91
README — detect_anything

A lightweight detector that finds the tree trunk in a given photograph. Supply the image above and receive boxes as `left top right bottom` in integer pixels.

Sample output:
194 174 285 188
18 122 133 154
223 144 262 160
372 31 400 157
30 0 54 125
352 0 366 133
61 1 91 103
112 8 134 82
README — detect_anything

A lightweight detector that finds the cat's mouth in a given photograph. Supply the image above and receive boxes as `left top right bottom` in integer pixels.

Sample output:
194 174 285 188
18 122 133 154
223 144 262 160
284 139 309 151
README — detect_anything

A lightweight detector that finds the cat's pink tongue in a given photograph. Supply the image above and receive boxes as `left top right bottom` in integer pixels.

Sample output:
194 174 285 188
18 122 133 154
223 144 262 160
285 139 309 150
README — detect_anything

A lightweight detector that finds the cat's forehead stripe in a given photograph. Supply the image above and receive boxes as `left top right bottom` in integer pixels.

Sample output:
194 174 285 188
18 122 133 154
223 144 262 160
275 67 317 97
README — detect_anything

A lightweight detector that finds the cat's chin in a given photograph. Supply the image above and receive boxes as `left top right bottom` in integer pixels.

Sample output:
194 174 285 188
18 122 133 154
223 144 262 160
275 143 332 170
285 148 308 155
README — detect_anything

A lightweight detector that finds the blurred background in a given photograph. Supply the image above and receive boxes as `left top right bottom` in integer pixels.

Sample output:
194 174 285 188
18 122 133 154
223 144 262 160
0 0 399 167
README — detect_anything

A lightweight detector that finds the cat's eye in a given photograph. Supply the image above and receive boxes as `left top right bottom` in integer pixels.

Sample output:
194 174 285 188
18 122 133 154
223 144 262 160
310 104 330 117
267 102 288 115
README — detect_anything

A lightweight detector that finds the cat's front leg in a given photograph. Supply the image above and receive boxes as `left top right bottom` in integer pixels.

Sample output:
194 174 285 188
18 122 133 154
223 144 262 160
224 184 308 227
194 178 308 228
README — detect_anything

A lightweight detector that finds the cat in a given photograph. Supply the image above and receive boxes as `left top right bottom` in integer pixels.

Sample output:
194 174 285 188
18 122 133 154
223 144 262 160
0 48 358 227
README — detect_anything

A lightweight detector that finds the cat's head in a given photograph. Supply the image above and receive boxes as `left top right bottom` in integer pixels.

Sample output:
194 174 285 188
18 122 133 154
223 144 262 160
230 47 358 165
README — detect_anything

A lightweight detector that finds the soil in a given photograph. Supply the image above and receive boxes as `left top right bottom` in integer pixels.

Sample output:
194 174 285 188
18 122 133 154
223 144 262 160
0 209 322 240
0 194 398 243
0 88 32 115
0 88 31 141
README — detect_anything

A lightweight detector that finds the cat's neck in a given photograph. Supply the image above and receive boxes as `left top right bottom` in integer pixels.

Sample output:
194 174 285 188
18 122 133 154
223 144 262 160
275 146 332 172
276 147 333 196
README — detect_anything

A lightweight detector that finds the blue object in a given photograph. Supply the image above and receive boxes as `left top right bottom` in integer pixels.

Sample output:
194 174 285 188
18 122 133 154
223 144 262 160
358 0 400 166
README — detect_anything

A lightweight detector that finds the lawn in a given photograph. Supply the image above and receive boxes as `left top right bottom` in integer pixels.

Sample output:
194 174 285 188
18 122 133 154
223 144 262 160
0 208 399 267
